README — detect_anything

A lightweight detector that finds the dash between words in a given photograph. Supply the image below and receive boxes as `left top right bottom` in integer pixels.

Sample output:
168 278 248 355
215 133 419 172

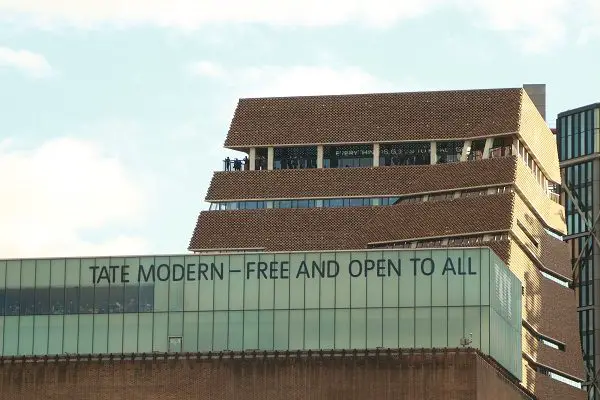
88 256 477 284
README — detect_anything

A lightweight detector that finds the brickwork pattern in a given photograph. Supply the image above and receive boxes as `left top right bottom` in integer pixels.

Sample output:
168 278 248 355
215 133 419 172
518 91 561 182
207 156 517 201
225 88 522 147
0 349 536 400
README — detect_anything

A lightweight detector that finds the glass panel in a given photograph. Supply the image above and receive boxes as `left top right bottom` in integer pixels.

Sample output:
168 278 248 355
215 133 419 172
464 249 481 306
304 253 320 309
258 310 274 350
431 307 448 347
124 257 140 313
273 310 289 351
289 310 304 350
211 255 228 311
465 306 481 350
198 312 213 351
0 317 3 355
169 312 183 338
323 145 372 168
382 308 399 348
366 308 382 349
366 251 383 308
448 307 464 350
350 309 366 349
33 315 49 355
379 142 431 166
48 315 63 355
304 310 319 349
447 249 464 306
93 314 108 353
398 251 415 307
50 259 65 315
35 260 51 315
78 315 93 354
415 250 432 307
228 311 243 350
334 309 350 349
258 253 276 310
153 257 169 312
243 310 258 350
108 314 123 353
63 315 78 354
19 316 34 355
335 252 351 308
3 317 19 356
431 249 448 306
182 312 198 352
123 314 138 353
319 309 335 349
350 251 367 308
480 249 490 306
319 253 336 309
274 253 291 310
213 311 228 350
382 250 400 308
244 254 260 310
20 260 35 315
415 308 431 348
289 254 305 309
228 255 244 310
152 313 168 352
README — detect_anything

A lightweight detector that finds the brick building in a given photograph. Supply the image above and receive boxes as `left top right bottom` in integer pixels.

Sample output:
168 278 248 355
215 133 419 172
0 85 585 399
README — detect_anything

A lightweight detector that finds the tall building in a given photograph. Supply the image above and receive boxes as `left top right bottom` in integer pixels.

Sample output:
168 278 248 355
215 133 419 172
0 86 585 400
557 102 600 398
189 86 584 398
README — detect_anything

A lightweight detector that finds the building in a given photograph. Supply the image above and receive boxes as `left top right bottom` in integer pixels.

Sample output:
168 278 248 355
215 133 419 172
557 102 600 397
0 86 585 399
188 86 584 398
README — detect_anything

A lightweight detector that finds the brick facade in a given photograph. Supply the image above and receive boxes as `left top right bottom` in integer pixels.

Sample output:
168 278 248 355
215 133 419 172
0 349 536 400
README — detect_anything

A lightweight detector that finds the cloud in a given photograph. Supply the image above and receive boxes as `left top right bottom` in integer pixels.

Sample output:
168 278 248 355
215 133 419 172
3 0 596 52
0 137 149 258
188 60 226 78
0 0 442 29
189 62 404 97
0 46 52 78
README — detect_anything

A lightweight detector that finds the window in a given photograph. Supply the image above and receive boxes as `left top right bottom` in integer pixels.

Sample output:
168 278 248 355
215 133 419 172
274 146 317 169
436 141 464 164
168 336 183 353
379 142 430 166
324 145 373 168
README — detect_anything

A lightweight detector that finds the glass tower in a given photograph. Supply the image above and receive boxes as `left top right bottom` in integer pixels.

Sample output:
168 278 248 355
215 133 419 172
557 103 600 398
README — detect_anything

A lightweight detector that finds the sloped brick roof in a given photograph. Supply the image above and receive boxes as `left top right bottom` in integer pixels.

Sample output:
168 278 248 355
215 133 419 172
189 193 514 251
206 157 517 201
538 234 573 279
225 88 523 148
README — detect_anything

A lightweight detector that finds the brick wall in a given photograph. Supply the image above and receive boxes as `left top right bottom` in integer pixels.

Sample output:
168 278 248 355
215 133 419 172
0 349 534 400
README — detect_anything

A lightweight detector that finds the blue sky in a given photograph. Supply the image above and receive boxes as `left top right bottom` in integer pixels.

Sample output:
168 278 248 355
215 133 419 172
0 1 599 257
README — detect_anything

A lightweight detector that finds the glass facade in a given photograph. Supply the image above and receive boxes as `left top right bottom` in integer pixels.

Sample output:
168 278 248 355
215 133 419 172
379 142 431 166
324 145 373 168
557 105 600 398
274 146 317 169
0 248 522 378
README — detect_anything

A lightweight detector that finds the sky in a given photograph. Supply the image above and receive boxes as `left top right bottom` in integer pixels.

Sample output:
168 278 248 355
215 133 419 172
0 0 599 258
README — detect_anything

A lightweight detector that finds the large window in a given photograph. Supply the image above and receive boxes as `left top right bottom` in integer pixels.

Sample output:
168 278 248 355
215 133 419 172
324 145 373 168
379 142 430 166
274 146 317 169
436 141 464 164
558 108 598 162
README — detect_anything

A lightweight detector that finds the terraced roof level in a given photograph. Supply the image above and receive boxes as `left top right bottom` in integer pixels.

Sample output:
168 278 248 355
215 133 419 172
225 88 523 148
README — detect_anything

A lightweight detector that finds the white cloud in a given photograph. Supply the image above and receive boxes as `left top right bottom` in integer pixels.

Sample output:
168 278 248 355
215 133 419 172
188 60 226 78
189 62 407 97
0 0 442 29
0 137 149 258
3 0 596 52
0 46 52 78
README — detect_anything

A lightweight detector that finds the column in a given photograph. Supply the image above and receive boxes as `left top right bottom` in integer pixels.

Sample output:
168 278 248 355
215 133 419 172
430 142 437 164
249 147 256 170
267 147 274 170
373 143 380 167
460 140 472 162
317 145 324 168
482 138 494 159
